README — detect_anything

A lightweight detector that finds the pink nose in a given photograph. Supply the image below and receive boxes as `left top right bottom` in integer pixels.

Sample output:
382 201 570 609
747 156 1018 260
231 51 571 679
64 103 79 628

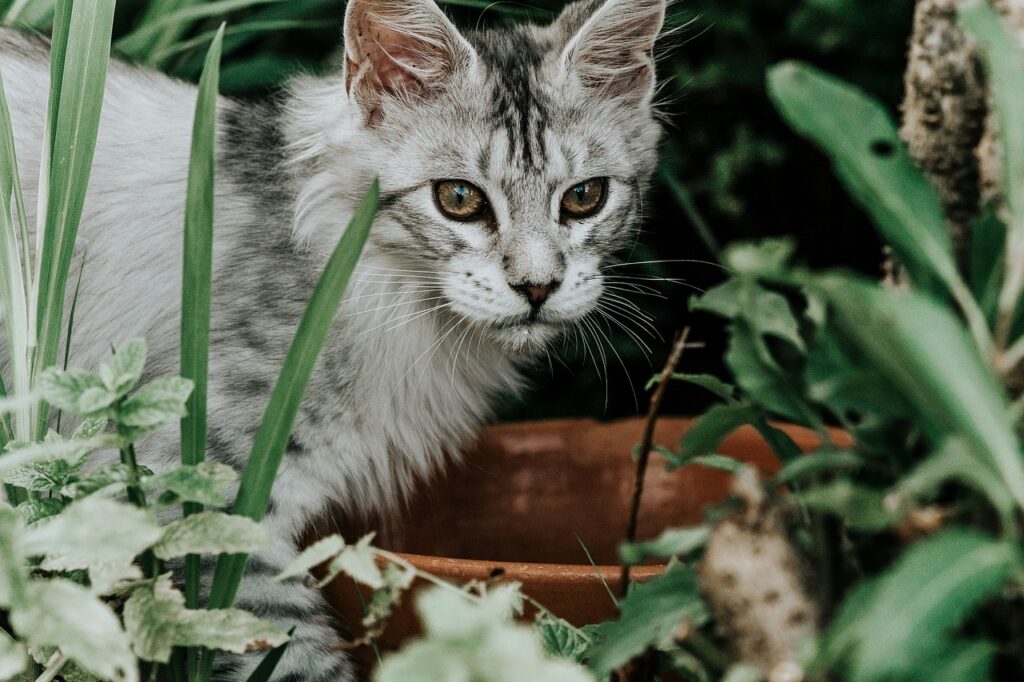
512 280 561 309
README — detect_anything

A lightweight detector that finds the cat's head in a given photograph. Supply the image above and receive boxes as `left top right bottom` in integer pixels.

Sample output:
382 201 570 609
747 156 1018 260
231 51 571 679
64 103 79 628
309 0 667 352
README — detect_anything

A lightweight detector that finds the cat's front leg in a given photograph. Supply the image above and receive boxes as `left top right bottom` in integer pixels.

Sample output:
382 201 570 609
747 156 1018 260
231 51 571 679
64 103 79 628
209 519 357 682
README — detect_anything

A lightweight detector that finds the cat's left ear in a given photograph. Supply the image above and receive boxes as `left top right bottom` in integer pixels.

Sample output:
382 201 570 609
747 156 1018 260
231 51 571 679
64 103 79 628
556 0 666 102
343 0 476 124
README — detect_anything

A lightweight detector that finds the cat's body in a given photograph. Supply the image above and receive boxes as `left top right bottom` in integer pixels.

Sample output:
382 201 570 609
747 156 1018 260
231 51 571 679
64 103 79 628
0 0 666 678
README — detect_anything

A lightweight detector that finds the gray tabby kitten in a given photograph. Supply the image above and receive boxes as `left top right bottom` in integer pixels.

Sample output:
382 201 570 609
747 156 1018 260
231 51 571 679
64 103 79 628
0 0 666 678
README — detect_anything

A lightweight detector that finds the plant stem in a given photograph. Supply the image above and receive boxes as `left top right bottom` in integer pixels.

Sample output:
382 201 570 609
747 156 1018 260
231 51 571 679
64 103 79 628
33 650 67 682
620 328 691 597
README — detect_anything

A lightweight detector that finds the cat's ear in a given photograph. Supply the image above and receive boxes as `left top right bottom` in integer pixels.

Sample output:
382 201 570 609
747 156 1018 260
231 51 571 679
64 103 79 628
343 0 476 124
556 0 666 102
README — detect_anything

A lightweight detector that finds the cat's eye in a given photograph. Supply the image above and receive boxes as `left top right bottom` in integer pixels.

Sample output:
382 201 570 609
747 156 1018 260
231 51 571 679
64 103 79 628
560 178 607 221
434 180 489 222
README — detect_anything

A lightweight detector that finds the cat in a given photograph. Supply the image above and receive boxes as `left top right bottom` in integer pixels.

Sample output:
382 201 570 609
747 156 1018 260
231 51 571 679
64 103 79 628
0 0 667 678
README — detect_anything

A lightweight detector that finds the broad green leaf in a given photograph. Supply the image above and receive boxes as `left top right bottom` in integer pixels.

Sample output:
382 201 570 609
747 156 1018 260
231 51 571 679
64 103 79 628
682 403 761 457
202 180 378 678
726 320 817 425
124 576 288 663
791 479 897 532
767 62 952 293
587 564 708 676
101 338 147 396
772 449 862 486
898 438 1016 532
619 527 710 566
153 511 268 560
118 376 194 430
62 462 151 499
820 530 1017 682
11 579 136 682
816 276 1024 510
929 641 995 682
72 415 108 439
275 534 344 581
0 628 26 680
145 462 235 507
21 496 161 566
0 436 113 479
37 368 115 416
692 276 805 351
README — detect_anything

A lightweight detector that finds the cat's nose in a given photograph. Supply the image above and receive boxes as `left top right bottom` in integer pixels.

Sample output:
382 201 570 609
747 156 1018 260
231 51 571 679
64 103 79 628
511 280 561 309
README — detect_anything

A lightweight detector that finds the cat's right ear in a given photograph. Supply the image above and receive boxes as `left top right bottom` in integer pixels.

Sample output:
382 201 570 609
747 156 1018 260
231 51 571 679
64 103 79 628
343 0 476 125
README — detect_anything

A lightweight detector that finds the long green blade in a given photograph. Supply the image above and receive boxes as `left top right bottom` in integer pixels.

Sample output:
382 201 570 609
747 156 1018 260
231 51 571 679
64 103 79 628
32 0 116 439
198 181 379 681
180 30 224 682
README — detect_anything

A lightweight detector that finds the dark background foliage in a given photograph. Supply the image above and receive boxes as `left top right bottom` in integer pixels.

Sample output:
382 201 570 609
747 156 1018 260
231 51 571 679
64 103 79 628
109 0 916 421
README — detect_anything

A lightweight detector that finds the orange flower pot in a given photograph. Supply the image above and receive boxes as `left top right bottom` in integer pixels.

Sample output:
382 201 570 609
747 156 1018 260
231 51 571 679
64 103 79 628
316 417 836 670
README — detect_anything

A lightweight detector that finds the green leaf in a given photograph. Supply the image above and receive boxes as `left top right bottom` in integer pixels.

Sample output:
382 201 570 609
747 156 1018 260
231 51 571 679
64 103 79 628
145 462 235 507
587 564 709 676
37 368 115 416
0 436 111 479
692 276 805 351
101 338 147 396
118 376 194 431
61 462 150 499
619 527 710 566
3 456 82 492
815 276 1024 511
538 616 592 663
821 530 1017 682
72 415 108 439
152 511 269 560
16 496 63 525
682 403 761 457
21 496 162 566
772 449 862 486
319 533 383 589
791 479 897 532
33 0 119 438
726 320 816 425
11 579 136 682
275 534 344 581
767 62 952 293
652 373 735 400
201 180 378 674
124 576 288 663
243 631 293 682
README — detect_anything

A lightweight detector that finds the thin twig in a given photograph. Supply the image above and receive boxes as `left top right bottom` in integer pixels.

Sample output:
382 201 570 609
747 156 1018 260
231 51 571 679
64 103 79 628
620 328 691 597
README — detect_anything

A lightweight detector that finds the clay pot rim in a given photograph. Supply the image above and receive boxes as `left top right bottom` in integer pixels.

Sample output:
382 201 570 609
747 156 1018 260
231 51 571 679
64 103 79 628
391 550 668 577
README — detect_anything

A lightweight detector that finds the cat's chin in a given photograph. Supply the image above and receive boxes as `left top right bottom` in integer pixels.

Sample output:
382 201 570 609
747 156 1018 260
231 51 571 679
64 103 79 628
488 321 562 355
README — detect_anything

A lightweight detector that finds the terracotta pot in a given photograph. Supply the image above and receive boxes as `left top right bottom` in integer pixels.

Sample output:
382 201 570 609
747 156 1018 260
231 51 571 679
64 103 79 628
317 417 836 669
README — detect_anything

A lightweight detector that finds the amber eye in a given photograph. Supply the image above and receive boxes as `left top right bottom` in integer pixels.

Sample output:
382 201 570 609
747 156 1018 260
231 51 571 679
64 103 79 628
434 180 488 221
560 178 607 221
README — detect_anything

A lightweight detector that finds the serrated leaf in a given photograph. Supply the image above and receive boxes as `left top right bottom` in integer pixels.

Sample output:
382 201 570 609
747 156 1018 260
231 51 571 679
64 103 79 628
587 564 708 675
821 530 1017 682
16 497 64 525
619 527 710 566
320 533 382 589
37 368 114 416
277 534 345 582
102 338 147 395
11 579 136 682
0 436 114 480
144 462 235 507
72 415 108 440
21 496 162 566
88 562 143 596
124 576 287 663
61 463 146 499
118 376 193 430
538 616 592 663
4 457 82 493
152 511 268 560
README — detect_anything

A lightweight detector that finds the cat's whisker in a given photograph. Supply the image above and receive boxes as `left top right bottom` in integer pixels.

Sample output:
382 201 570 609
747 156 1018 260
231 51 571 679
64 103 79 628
601 258 732 272
341 295 448 319
362 302 454 336
592 310 641 411
597 304 655 357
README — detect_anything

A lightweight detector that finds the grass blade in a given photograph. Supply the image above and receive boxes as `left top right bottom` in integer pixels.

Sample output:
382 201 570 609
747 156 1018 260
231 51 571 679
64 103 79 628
243 627 294 682
31 0 116 439
180 25 224 680
198 180 379 681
